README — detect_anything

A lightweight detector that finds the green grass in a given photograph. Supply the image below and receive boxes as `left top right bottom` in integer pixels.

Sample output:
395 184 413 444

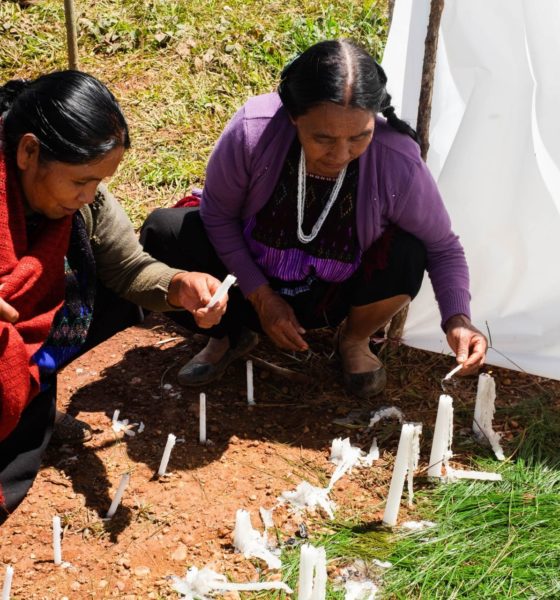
382 395 560 600
0 0 389 225
246 395 560 600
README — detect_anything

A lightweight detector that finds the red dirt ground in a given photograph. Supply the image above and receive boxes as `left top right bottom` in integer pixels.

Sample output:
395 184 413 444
1 313 558 599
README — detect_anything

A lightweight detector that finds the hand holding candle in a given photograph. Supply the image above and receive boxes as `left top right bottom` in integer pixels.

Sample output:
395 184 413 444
167 272 228 329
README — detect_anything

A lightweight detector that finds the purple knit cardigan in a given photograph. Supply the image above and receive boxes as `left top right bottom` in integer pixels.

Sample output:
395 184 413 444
200 93 470 326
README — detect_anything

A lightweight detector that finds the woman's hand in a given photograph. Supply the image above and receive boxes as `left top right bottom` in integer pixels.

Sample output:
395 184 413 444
444 314 488 374
248 284 308 352
0 285 19 323
167 272 227 329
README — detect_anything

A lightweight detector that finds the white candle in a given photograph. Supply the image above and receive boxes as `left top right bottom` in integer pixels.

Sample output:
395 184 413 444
445 467 502 482
158 433 177 476
383 423 415 526
199 393 207 444
298 544 327 600
246 360 255 406
106 473 130 518
207 274 237 308
52 516 62 566
427 395 454 478
443 363 463 381
474 373 495 438
473 373 505 460
310 546 327 600
2 565 13 600
407 424 422 507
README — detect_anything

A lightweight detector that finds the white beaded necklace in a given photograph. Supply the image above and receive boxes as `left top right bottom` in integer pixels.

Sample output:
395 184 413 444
297 148 347 244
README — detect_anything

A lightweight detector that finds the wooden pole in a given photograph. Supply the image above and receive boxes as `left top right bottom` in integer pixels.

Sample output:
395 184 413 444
386 0 396 30
387 0 444 341
416 0 444 161
63 0 79 70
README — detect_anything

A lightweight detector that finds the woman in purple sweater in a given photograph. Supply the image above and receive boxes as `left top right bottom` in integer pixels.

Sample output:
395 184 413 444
142 39 487 399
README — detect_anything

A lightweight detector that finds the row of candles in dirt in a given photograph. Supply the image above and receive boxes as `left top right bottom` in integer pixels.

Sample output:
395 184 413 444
1 365 504 599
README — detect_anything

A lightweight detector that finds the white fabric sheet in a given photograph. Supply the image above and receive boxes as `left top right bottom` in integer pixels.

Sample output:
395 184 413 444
383 0 560 380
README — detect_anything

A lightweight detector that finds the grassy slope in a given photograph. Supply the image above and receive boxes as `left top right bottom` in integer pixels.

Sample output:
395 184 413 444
0 0 388 225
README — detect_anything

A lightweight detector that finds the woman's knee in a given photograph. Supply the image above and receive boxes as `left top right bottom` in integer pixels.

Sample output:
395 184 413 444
391 230 427 298
140 207 207 267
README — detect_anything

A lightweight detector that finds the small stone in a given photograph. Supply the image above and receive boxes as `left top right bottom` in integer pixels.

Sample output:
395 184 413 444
249 494 257 501
171 544 188 562
133 566 151 578
71 581 81 591
99 579 109 588
222 592 241 600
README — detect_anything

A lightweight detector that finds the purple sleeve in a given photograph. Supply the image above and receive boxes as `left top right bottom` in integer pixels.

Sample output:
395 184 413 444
199 107 269 296
388 158 471 328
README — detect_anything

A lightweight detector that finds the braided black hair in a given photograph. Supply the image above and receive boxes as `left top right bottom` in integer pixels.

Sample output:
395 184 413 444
278 40 419 144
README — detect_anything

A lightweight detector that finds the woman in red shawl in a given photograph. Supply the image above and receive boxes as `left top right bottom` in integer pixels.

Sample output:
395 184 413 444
0 71 226 524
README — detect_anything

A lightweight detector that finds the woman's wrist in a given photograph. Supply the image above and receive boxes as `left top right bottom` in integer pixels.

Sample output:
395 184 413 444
247 283 275 311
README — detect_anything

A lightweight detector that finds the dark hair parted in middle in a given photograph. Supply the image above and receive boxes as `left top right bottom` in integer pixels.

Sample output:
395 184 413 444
278 39 419 143
0 70 130 163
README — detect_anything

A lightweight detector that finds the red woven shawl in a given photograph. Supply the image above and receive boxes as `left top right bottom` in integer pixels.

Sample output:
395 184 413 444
0 141 71 443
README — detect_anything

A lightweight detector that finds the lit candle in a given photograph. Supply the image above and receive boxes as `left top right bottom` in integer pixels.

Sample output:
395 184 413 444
246 360 255 406
383 423 414 526
106 473 130 518
427 395 454 478
208 274 237 308
2 565 13 600
52 516 62 566
158 433 177 476
199 393 207 444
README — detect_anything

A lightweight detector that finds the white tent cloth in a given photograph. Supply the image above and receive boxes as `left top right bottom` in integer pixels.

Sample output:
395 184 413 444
383 0 560 380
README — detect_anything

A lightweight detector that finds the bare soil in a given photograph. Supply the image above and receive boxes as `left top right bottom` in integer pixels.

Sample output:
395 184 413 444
1 313 558 599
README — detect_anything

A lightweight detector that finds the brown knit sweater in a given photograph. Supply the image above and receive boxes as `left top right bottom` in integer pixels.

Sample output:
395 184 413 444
80 184 182 312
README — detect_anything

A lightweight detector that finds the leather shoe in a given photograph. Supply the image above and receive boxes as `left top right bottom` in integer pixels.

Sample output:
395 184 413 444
52 411 93 444
335 327 387 399
178 329 259 386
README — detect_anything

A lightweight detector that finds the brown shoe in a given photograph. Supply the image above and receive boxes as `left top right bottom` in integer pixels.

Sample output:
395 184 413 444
52 411 93 444
336 326 387 399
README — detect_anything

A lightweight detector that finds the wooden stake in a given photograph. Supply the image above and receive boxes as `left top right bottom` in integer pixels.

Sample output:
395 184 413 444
416 0 445 160
64 0 79 70
387 0 445 339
